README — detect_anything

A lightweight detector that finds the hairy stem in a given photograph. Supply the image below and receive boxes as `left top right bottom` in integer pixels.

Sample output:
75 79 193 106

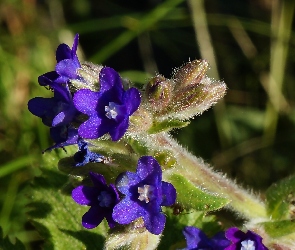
154 133 268 220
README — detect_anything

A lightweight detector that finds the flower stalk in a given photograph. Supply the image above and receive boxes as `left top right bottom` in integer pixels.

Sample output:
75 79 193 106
154 133 268 220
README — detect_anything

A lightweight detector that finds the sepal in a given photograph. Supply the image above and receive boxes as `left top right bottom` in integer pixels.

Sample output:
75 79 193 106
70 62 103 91
145 75 173 112
148 119 190 134
105 219 161 250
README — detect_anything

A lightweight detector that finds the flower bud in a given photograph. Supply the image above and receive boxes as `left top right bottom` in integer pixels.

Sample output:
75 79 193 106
170 77 226 119
145 75 173 112
173 59 209 89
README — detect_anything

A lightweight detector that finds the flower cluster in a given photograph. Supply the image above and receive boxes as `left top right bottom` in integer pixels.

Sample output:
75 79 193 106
28 34 141 152
182 226 268 250
28 34 272 249
72 156 176 235
29 34 178 235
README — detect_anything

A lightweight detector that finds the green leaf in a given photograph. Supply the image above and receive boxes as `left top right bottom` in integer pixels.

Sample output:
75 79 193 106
0 227 26 250
148 119 190 134
262 220 295 238
266 175 295 220
29 150 107 249
166 174 230 211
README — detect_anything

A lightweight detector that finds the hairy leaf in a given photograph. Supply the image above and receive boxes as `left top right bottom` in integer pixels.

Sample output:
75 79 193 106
29 149 107 249
266 175 295 220
166 174 230 211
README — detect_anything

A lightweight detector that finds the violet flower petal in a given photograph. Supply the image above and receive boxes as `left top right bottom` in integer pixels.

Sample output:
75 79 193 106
72 185 99 206
82 206 105 229
144 212 166 235
71 34 79 58
77 116 104 139
211 232 231 249
124 87 141 115
56 59 80 79
56 34 79 62
112 197 144 224
136 156 162 184
89 172 107 188
56 44 72 62
115 171 141 196
38 71 60 86
52 112 66 126
73 89 100 115
109 117 129 141
99 67 122 92
28 97 56 126
183 226 210 249
225 227 245 243
161 181 177 206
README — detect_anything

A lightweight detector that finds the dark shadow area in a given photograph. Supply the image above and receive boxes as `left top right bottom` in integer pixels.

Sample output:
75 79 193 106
26 202 52 219
60 228 105 250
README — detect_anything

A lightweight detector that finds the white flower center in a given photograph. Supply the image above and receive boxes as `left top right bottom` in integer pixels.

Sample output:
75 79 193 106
138 185 155 203
97 191 112 207
105 102 119 119
241 239 255 250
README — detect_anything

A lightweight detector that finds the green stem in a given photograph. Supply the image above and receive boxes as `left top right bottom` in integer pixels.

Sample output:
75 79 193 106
154 133 268 219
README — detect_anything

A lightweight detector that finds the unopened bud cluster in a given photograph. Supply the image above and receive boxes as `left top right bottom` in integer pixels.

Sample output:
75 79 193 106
144 59 227 121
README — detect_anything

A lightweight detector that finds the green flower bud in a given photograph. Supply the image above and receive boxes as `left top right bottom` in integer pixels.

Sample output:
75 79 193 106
170 77 227 119
145 75 173 112
173 59 209 89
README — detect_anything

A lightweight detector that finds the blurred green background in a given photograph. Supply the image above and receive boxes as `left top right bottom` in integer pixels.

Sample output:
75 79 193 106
0 0 295 248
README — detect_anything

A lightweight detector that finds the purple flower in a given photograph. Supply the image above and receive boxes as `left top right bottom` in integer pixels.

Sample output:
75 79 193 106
112 156 176 235
72 172 120 229
182 226 230 250
73 67 141 141
28 82 79 149
225 227 268 250
38 34 81 86
74 140 105 167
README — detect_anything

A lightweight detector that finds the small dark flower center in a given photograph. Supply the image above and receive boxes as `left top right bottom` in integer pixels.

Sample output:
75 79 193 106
138 185 155 203
97 191 113 207
240 239 255 250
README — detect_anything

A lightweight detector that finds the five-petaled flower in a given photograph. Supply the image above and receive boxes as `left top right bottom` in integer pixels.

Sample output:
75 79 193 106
74 140 105 167
225 227 268 250
182 226 230 250
112 156 176 235
72 172 120 229
73 67 141 141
